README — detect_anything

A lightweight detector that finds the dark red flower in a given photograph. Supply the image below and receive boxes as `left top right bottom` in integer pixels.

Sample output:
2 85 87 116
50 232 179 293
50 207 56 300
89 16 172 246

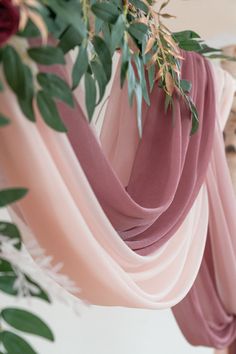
0 0 20 47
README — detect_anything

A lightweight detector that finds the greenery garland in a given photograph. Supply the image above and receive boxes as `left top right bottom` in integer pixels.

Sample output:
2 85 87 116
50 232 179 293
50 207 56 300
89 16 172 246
0 0 235 353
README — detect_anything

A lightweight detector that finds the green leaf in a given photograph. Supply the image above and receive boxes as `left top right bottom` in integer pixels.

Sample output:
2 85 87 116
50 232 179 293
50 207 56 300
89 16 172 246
17 19 40 38
120 41 130 88
72 44 88 90
110 15 126 54
0 222 21 249
92 36 112 82
175 39 203 52
134 54 150 105
172 30 201 42
37 73 74 107
148 64 155 92
180 79 192 93
1 331 37 354
190 100 199 135
1 308 54 341
3 46 26 99
127 61 136 106
18 65 35 122
128 23 148 43
0 114 10 127
58 25 83 54
129 0 148 13
28 46 65 65
45 0 86 38
0 188 28 208
25 275 51 303
91 2 120 24
37 91 67 132
84 73 96 121
0 260 50 302
90 58 107 104
0 80 4 92
198 44 221 55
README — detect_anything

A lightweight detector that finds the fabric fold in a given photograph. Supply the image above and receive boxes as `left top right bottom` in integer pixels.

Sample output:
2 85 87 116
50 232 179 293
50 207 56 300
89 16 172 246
0 50 213 308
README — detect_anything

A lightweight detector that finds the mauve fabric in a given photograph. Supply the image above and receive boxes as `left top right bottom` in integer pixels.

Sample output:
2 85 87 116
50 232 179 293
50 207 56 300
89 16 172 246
173 67 236 350
53 50 216 255
0 74 209 308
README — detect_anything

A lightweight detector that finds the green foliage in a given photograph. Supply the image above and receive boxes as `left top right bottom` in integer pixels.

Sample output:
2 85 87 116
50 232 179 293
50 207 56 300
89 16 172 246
1 308 54 341
0 114 10 127
0 331 38 354
0 188 28 208
37 73 74 107
36 91 67 132
28 46 65 65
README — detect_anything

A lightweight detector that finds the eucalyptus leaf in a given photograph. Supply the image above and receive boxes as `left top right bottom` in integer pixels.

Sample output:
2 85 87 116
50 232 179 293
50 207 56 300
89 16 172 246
180 79 192 93
3 46 26 99
148 64 155 92
44 0 86 37
172 30 201 42
0 114 10 127
174 39 203 52
127 61 136 106
37 91 67 132
0 80 4 92
110 15 126 53
120 41 130 88
92 36 112 81
128 23 148 43
84 73 96 121
72 44 88 90
0 188 28 208
37 73 74 107
1 308 54 341
58 25 83 54
134 55 150 105
18 65 35 122
91 2 120 24
90 58 107 104
17 19 40 38
0 260 50 302
129 0 148 13
28 46 65 65
1 331 37 354
0 222 21 249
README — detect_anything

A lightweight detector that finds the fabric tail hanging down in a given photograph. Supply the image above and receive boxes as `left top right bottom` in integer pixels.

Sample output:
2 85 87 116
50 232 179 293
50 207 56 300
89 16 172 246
98 55 236 351
172 67 236 351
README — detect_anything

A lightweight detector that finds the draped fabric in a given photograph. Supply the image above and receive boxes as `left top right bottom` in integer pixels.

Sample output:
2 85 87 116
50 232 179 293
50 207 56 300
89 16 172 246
62 50 216 255
0 50 214 308
0 44 236 352
173 67 236 350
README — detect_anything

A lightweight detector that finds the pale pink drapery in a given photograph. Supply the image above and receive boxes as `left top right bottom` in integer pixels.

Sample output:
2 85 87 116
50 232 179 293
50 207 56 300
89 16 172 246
0 57 209 308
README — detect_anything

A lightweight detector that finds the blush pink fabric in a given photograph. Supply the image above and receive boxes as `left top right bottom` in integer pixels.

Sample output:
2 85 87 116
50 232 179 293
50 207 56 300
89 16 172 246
57 50 216 255
0 50 213 308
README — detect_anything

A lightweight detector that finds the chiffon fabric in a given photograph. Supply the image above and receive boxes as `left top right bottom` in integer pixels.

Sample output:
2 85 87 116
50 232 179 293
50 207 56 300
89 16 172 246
0 50 214 308
98 57 236 350
172 67 236 350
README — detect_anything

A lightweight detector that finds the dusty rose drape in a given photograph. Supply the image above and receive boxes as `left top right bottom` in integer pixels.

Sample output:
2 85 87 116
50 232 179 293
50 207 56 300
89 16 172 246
173 66 236 351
